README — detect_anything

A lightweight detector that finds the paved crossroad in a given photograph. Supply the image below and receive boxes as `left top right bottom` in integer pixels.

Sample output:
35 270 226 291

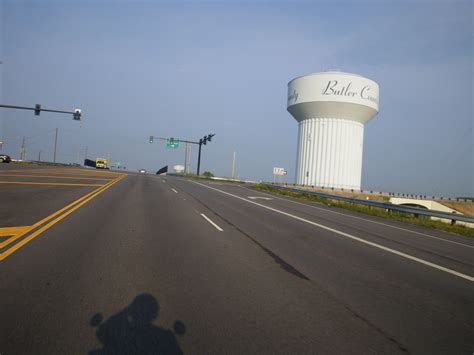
0 165 472 354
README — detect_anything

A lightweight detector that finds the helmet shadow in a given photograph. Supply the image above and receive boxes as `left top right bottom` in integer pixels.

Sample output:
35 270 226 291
89 293 185 355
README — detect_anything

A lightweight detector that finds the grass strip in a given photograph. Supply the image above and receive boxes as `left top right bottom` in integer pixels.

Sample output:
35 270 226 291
252 184 474 238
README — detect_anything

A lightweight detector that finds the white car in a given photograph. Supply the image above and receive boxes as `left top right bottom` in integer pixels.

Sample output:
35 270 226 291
139 169 147 174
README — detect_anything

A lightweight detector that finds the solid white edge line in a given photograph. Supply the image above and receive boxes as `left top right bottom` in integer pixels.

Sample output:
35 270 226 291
240 186 474 249
193 181 473 282
171 188 178 193
200 213 224 231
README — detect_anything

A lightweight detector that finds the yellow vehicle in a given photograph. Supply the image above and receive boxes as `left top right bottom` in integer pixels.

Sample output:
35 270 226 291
95 158 109 169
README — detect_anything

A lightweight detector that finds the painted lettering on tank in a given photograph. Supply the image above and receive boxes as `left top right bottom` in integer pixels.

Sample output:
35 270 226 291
322 80 358 97
322 80 378 104
361 85 379 104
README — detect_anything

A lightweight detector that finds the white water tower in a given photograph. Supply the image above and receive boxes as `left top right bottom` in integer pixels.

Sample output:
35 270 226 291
287 71 379 190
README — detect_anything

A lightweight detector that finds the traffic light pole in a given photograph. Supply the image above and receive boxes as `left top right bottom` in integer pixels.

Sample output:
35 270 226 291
197 141 203 176
149 134 215 176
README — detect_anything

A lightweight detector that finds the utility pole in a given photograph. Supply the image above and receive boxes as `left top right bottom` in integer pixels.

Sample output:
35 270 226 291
53 128 58 163
84 146 88 162
20 137 26 160
38 150 41 162
231 151 236 179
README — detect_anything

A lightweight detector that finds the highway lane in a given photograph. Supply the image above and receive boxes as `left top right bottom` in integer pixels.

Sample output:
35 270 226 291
0 169 472 354
168 177 473 354
182 180 474 274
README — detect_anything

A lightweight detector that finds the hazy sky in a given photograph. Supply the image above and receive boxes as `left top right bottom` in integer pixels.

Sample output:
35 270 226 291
0 0 472 197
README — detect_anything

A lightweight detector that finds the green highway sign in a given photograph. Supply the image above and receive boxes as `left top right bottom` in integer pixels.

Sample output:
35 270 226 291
166 138 179 148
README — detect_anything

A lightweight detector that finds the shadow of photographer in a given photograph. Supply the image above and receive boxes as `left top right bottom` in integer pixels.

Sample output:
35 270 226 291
89 293 185 355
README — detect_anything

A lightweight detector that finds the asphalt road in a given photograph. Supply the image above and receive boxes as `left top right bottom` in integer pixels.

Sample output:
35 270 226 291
0 165 472 354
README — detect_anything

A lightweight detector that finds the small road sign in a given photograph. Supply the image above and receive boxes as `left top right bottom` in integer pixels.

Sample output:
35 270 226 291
166 138 180 148
273 167 287 176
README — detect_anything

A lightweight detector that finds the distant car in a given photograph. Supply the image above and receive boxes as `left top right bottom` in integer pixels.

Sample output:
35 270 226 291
0 154 11 163
139 169 147 173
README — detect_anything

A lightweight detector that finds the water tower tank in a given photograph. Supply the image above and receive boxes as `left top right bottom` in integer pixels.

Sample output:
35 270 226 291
287 72 379 190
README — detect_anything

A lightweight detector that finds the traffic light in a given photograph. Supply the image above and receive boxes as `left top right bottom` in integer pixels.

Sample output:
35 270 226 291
73 108 82 121
207 134 215 142
149 136 154 143
34 104 41 116
202 136 207 145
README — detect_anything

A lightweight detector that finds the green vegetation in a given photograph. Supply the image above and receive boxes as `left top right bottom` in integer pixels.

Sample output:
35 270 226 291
252 184 474 238
202 171 214 178
12 161 70 167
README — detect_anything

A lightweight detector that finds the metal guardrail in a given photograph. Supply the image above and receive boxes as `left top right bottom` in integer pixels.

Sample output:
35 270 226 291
263 184 474 224
275 183 472 202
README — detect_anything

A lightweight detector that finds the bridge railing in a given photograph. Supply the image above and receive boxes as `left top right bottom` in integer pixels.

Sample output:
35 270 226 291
262 184 474 224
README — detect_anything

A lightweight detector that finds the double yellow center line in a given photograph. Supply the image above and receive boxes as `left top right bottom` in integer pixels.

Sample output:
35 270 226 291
0 181 104 187
0 173 115 181
0 173 127 261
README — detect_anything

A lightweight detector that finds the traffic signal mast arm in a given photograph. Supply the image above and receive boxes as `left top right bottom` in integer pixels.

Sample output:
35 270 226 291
149 134 215 146
0 104 82 120
149 134 215 176
149 136 200 145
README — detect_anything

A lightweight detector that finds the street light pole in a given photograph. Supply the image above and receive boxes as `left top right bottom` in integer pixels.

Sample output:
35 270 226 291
187 144 192 173
231 151 236 179
184 142 189 174
20 137 26 160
